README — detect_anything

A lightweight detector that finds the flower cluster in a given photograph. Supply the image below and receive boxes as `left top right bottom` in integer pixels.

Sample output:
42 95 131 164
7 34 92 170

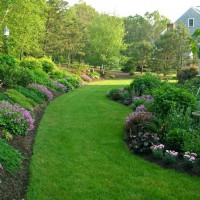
0 101 34 135
165 150 178 164
28 83 53 100
150 144 164 151
183 152 197 163
135 105 146 112
150 144 165 159
52 81 68 92
133 95 153 101
166 150 178 157
81 74 93 82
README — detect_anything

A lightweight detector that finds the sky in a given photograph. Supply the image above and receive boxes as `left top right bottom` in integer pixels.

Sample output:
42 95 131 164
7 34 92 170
67 0 200 21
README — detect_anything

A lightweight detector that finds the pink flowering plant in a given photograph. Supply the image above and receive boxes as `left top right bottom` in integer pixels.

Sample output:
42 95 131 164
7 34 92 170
150 144 165 159
164 150 178 164
81 74 93 82
183 151 198 169
0 101 34 135
28 83 53 100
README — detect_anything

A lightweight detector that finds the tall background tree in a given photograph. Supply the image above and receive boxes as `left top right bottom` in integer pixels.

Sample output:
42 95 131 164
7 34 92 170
151 23 191 75
85 13 126 69
1 0 46 59
123 11 169 72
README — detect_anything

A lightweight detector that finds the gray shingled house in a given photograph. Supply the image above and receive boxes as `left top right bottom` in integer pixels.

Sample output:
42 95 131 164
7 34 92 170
162 6 200 35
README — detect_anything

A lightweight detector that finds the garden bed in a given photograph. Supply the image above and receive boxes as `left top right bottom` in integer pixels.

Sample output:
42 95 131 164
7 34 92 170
0 91 62 200
128 149 200 177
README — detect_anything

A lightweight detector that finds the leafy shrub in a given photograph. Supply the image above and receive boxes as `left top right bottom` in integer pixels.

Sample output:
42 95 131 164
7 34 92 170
0 93 14 104
81 74 93 82
20 57 42 70
31 68 51 85
5 89 36 111
0 54 19 67
88 71 100 79
129 70 134 76
0 139 23 174
52 69 65 79
39 57 55 73
152 83 197 116
13 68 34 87
66 77 81 88
14 67 51 87
107 88 124 101
57 78 74 91
0 54 19 86
183 78 200 100
0 101 34 135
165 107 193 132
177 66 198 83
165 128 187 152
130 73 161 96
28 83 53 101
183 130 200 156
13 85 44 104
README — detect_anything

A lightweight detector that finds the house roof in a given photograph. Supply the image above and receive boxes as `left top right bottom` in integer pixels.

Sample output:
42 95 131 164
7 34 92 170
161 6 200 35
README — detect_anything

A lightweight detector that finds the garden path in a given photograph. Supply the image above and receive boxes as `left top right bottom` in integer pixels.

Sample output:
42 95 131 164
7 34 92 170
27 80 200 200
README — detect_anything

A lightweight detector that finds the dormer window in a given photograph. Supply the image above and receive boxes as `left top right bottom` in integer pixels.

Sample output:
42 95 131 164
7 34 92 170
188 18 194 27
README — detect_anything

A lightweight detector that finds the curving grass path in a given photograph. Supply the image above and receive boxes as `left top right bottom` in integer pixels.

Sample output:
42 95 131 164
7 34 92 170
27 80 200 200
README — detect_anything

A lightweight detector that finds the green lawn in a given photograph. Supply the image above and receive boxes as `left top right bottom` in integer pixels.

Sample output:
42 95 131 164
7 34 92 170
27 80 200 200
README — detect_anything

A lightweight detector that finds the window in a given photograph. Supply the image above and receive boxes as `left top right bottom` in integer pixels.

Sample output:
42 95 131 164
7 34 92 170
188 18 194 27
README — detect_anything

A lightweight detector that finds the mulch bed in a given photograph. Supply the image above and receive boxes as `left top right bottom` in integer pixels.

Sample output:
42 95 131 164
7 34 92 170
0 91 63 200
125 142 200 177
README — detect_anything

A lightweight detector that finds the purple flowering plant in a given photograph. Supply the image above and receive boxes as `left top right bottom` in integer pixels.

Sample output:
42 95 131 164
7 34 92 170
28 83 53 100
0 101 34 135
52 81 67 92
133 95 153 101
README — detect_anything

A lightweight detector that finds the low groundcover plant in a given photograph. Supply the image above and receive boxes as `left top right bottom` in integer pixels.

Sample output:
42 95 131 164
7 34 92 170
0 101 34 135
28 83 53 100
183 151 198 169
165 150 178 164
150 144 165 159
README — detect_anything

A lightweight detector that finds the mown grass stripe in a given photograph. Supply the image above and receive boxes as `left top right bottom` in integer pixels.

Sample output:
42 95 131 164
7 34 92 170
27 80 200 200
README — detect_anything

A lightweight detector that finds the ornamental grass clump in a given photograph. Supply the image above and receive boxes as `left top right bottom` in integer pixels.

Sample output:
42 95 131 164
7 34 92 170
125 110 159 153
183 152 198 169
164 150 178 164
0 101 34 135
28 83 53 100
150 144 165 159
